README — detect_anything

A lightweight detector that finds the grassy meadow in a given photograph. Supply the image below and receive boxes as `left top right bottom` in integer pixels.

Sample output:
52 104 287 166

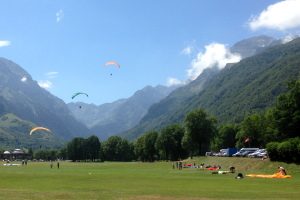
0 157 299 200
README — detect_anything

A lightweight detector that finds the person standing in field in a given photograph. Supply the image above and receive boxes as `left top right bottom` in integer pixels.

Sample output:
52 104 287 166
57 161 60 169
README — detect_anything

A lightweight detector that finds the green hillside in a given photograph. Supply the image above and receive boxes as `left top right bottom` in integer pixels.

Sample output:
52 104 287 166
187 38 300 122
0 113 63 149
122 38 300 140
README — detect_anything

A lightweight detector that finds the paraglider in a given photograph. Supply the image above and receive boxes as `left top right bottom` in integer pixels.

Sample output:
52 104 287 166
105 61 120 68
71 92 88 109
29 127 51 136
105 61 120 76
71 92 89 99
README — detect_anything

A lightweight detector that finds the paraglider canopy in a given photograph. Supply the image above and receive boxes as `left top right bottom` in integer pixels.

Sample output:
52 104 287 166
105 61 120 68
29 127 51 135
71 92 89 99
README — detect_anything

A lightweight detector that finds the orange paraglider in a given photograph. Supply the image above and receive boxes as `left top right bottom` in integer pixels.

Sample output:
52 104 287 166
29 127 51 136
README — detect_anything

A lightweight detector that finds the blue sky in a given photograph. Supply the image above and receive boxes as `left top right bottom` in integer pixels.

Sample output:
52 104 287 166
1 0 300 105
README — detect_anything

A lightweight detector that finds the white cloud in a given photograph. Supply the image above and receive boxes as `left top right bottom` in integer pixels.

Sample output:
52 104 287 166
56 9 64 22
281 34 299 43
46 71 58 79
181 46 193 55
38 80 53 89
187 43 241 80
249 0 300 31
0 40 11 47
21 76 27 82
166 77 185 87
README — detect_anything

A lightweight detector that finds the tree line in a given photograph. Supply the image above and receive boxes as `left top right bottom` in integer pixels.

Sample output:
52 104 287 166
30 80 300 163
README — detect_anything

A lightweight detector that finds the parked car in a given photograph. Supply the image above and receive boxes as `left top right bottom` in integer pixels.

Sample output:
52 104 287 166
205 152 213 156
232 148 259 157
214 148 238 157
248 149 266 158
214 149 227 157
257 152 268 158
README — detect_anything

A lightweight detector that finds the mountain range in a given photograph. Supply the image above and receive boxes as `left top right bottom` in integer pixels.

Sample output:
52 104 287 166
0 58 90 148
1 35 299 147
120 37 300 140
68 85 176 140
68 35 278 140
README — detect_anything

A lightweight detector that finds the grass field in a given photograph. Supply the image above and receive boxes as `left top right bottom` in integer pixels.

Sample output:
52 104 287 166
0 157 299 200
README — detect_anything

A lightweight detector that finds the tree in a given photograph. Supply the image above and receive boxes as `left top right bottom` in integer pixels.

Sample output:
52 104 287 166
272 80 300 139
102 136 122 161
235 114 267 148
67 137 85 161
28 148 33 159
134 135 146 161
184 109 217 156
181 132 195 158
86 135 101 161
34 149 58 160
213 124 238 150
134 131 158 162
102 136 134 161
118 139 135 161
156 124 185 160
58 147 67 160
143 131 158 162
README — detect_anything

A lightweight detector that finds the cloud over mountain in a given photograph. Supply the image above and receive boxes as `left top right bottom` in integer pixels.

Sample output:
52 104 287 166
187 43 241 80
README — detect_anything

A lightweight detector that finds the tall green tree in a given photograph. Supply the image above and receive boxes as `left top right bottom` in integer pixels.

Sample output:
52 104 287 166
213 124 238 150
134 131 158 162
102 136 134 161
143 131 158 162
134 135 146 161
102 136 123 161
86 135 101 161
272 80 300 139
156 124 185 160
184 109 217 155
67 137 85 161
236 114 267 148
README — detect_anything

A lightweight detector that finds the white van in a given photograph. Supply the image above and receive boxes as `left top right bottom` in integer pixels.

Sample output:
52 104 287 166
232 148 259 157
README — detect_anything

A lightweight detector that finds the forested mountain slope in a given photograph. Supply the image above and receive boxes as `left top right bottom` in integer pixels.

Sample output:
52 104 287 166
122 38 300 140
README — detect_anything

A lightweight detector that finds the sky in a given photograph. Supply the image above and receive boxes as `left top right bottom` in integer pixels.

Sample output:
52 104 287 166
1 0 300 105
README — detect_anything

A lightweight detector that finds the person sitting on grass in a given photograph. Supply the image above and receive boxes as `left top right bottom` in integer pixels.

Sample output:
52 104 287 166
278 166 287 176
229 166 235 173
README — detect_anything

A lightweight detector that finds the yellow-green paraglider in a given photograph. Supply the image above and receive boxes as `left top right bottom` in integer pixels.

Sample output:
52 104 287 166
29 127 51 136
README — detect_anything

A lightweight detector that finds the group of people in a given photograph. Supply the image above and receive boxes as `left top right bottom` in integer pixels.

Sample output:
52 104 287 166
171 161 289 180
21 160 28 166
50 160 60 169
172 161 183 170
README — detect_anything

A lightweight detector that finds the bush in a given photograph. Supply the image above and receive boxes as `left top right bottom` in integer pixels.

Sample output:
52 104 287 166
277 141 293 162
289 137 300 163
266 137 300 163
266 142 280 161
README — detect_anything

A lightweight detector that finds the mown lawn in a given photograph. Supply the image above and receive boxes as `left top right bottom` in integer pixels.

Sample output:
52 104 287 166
0 157 299 200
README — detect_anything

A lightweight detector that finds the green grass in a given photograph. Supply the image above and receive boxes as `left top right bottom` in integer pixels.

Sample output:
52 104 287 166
0 157 299 200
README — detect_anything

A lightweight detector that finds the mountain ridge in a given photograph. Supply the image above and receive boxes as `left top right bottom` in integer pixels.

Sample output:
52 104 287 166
68 84 177 140
0 58 90 147
120 37 300 140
